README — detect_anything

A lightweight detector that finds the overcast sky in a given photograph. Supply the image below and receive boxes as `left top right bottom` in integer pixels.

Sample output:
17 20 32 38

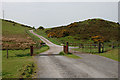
1 1 119 28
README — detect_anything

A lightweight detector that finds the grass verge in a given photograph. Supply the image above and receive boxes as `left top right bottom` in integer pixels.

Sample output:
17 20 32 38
72 48 118 61
95 49 118 61
2 31 49 78
2 45 49 78
59 51 81 59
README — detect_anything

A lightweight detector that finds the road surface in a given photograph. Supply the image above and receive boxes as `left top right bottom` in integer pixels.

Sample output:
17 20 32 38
29 30 118 78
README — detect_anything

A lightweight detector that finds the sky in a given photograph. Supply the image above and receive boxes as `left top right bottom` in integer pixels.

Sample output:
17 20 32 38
1 0 119 28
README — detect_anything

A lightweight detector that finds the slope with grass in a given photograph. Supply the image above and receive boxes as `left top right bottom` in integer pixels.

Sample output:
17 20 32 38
2 19 35 49
2 19 49 78
96 49 118 61
36 18 119 44
34 18 119 61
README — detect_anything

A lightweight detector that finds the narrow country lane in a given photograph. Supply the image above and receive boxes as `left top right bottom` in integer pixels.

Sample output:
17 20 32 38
29 30 118 78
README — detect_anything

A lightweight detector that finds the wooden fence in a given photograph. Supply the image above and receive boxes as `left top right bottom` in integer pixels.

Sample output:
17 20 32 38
69 42 119 53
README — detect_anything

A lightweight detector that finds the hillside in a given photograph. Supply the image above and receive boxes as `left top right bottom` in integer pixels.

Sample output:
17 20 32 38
2 19 35 49
45 18 119 43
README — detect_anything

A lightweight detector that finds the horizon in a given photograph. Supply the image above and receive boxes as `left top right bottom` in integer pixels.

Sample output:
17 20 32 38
1 17 118 29
2 2 118 28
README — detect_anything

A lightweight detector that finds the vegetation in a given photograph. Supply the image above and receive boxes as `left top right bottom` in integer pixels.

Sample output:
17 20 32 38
72 46 119 61
37 26 44 30
34 18 119 61
2 19 49 78
59 51 81 59
19 62 35 78
96 49 118 61
2 43 49 78
2 19 35 50
2 49 34 78
35 18 120 45
34 29 62 45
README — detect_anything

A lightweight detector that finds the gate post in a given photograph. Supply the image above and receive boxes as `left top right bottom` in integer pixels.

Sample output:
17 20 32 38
66 42 69 54
40 41 42 48
112 42 114 49
98 42 101 53
63 45 66 53
101 42 104 53
30 46 33 56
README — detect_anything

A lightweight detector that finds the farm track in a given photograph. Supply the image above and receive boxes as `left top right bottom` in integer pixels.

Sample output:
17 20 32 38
30 30 118 78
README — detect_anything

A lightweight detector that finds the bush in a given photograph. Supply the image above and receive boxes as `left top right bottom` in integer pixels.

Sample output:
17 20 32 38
38 26 44 30
59 51 65 55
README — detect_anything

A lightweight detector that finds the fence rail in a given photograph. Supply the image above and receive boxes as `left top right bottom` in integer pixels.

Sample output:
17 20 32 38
70 42 119 53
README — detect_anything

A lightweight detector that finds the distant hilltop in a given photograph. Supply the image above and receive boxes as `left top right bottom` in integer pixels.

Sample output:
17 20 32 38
45 18 120 42
1 19 34 29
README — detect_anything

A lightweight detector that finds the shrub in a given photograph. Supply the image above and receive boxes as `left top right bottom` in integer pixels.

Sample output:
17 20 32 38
59 51 65 55
38 26 44 30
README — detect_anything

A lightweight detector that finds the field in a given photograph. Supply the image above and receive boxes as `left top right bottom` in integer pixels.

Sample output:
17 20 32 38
2 49 34 78
96 48 118 61
2 19 49 78
2 45 49 78
2 19 35 49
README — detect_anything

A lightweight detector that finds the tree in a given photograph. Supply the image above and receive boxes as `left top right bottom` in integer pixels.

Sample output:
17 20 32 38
38 26 44 30
32 26 35 29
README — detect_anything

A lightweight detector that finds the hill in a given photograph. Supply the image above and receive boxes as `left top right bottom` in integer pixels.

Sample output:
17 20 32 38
2 19 35 49
45 18 120 43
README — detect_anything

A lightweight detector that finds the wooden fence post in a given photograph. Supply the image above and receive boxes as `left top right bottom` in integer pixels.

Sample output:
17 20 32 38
101 42 104 53
63 45 66 53
81 44 84 52
98 42 102 53
40 41 42 48
7 48 8 59
90 43 91 53
112 42 114 49
66 42 69 54
30 46 33 56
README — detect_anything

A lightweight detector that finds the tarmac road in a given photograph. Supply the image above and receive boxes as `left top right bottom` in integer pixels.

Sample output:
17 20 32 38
30 30 118 78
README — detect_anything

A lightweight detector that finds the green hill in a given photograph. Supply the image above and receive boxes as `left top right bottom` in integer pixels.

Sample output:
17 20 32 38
45 18 119 43
2 19 35 49
2 19 49 78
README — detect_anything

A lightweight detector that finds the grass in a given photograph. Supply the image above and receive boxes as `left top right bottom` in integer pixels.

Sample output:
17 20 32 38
34 29 62 45
2 19 31 37
59 51 81 59
27 30 49 55
65 54 81 59
34 45 49 55
96 48 118 61
2 19 34 49
73 48 119 61
34 29 94 46
34 29 119 61
2 45 49 78
19 62 35 78
27 30 42 42
2 49 33 78
2 28 49 78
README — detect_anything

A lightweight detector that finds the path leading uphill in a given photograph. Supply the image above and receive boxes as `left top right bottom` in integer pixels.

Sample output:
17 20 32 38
30 30 118 78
